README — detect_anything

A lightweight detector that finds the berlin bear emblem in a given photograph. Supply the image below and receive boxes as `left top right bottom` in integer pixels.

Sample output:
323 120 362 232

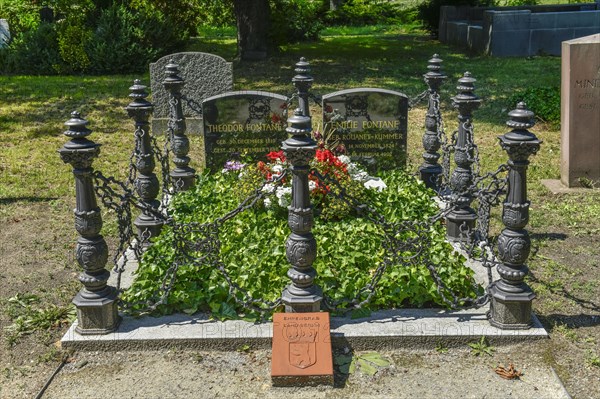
286 324 318 369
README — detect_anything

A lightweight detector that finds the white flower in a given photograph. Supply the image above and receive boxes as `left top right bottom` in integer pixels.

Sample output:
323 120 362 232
337 155 351 165
263 197 272 208
272 164 284 174
262 183 275 193
276 186 292 208
352 170 370 182
309 180 317 191
364 177 387 192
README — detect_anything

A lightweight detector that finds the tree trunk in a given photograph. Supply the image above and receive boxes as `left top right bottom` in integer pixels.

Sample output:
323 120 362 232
233 0 270 61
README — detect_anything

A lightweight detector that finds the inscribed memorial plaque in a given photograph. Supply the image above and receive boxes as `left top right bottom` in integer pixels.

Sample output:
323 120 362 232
271 312 333 387
202 91 289 171
322 88 408 171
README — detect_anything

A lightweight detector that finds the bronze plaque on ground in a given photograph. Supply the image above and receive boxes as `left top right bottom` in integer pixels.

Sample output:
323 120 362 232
271 312 334 386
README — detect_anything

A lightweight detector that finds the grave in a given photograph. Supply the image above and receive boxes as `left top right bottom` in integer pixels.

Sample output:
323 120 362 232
0 19 9 48
149 52 233 136
560 34 600 188
322 88 408 171
271 312 333 386
202 90 289 172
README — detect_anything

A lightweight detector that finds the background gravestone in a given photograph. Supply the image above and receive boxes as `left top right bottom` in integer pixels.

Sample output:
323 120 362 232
149 52 233 135
0 20 10 48
322 88 408 171
202 91 289 171
560 33 600 188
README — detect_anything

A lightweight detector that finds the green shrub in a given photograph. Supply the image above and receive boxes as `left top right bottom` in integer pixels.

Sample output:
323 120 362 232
86 4 186 74
0 23 63 75
325 0 407 26
508 86 560 126
0 1 189 75
0 0 40 38
195 0 236 28
130 0 201 36
123 168 478 320
270 0 325 44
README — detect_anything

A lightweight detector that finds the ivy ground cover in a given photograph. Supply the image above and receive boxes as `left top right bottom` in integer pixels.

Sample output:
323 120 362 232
124 151 479 321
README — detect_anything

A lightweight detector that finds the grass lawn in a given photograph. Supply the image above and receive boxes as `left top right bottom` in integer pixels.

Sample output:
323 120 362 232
1 30 599 398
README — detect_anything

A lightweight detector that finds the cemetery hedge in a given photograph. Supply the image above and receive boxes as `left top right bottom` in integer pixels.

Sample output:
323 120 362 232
0 0 424 74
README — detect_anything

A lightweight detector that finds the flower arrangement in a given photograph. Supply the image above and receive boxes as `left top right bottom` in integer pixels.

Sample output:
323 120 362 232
225 148 387 220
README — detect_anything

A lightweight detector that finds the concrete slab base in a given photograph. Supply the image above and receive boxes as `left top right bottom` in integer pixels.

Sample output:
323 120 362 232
61 307 547 351
63 205 546 352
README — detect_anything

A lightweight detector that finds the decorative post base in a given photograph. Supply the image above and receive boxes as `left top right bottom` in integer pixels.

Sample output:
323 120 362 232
446 207 477 241
170 170 195 192
134 212 163 247
73 288 120 335
281 286 323 313
488 281 535 329
419 164 443 191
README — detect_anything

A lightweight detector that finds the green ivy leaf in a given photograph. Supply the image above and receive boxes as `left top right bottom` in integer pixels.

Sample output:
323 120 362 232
360 352 390 367
358 358 378 375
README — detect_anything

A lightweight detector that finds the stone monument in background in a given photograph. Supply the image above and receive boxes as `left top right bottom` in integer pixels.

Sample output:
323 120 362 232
149 52 233 136
0 19 10 48
560 34 600 188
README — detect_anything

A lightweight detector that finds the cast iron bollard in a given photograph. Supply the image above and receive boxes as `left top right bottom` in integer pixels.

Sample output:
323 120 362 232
419 54 447 191
126 80 163 246
446 72 481 241
294 57 312 117
489 102 540 329
163 60 195 192
59 112 119 335
281 58 322 313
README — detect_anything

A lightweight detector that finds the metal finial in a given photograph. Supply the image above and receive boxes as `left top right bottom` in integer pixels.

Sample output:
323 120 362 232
64 111 91 139
127 79 152 109
507 102 535 130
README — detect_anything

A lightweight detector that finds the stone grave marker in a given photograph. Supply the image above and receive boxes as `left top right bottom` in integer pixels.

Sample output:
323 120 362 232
0 19 10 48
149 52 233 135
560 33 600 188
322 88 408 171
202 91 289 172
271 312 333 387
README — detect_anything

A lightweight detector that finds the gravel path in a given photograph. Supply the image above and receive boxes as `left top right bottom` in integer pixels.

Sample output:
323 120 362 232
37 343 570 399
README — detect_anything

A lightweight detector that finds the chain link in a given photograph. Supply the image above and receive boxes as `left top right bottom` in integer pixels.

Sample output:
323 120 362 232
408 89 429 109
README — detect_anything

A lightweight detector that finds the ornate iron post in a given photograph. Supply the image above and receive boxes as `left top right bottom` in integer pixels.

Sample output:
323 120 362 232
489 102 540 329
419 54 447 191
126 80 163 246
163 60 195 192
59 112 119 335
281 58 322 313
446 72 481 241
294 57 312 117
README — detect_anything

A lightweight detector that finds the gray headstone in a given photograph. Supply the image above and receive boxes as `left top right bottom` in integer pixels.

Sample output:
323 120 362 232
150 52 233 135
321 88 408 171
560 34 600 187
202 91 289 172
0 19 10 48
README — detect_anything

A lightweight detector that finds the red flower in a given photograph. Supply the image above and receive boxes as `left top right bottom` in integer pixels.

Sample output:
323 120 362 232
271 114 281 123
266 150 286 162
